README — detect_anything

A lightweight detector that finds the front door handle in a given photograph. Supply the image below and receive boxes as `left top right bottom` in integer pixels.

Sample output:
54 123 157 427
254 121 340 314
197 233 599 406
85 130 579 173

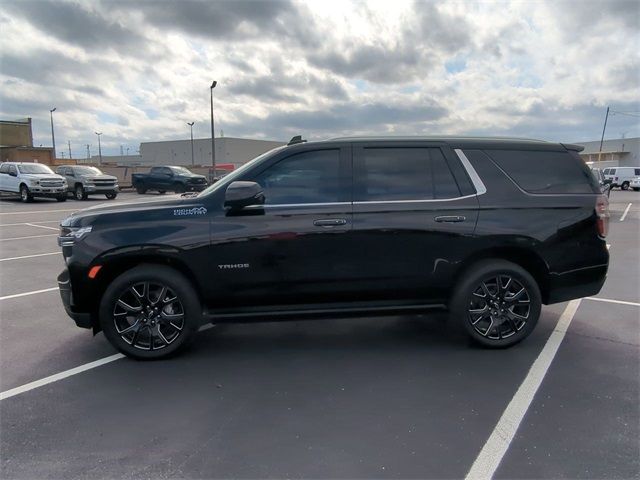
434 215 466 223
313 218 347 227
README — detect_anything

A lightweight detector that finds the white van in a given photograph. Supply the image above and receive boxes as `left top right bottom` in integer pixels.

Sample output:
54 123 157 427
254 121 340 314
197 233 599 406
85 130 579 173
602 167 640 190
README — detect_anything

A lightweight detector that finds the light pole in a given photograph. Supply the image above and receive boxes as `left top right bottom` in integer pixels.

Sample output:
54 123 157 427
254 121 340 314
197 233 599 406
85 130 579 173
210 80 217 172
49 107 57 159
95 132 103 164
187 121 195 166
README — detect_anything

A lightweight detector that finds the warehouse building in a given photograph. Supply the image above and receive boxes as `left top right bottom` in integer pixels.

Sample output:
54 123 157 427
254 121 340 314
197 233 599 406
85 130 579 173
139 137 285 173
0 118 55 164
576 137 640 168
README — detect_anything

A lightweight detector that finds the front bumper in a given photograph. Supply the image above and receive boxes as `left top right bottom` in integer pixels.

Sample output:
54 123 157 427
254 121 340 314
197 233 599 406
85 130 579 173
83 185 119 193
57 268 93 329
29 187 66 196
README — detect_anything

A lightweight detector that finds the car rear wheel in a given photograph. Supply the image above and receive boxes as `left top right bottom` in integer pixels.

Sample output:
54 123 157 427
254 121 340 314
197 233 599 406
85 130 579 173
20 185 33 203
449 259 541 348
105 192 117 199
621 181 630 190
75 185 87 200
100 265 201 359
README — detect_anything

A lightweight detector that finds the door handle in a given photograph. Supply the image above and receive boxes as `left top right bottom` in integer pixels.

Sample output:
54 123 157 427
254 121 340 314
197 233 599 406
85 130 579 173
434 215 466 223
313 218 347 227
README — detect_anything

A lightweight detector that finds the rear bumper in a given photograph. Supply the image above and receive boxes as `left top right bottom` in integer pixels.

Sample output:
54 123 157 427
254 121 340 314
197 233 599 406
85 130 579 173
545 264 608 304
57 269 93 329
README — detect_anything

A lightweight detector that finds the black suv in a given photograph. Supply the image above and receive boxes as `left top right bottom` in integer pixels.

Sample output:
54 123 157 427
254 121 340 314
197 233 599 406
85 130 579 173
57 136 609 359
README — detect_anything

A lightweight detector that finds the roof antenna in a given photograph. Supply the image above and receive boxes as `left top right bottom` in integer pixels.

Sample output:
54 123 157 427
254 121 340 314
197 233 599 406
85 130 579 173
288 135 306 146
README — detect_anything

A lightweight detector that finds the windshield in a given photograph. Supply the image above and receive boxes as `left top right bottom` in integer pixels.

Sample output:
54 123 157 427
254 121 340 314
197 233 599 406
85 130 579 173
170 166 193 175
73 166 103 175
197 146 287 197
18 164 54 174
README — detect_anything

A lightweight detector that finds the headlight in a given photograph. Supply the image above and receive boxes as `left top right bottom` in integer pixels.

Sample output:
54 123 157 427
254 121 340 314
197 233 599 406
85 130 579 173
58 225 92 246
28 179 40 186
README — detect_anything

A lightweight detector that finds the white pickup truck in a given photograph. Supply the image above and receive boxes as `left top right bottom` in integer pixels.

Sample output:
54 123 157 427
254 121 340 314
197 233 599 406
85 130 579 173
0 162 68 202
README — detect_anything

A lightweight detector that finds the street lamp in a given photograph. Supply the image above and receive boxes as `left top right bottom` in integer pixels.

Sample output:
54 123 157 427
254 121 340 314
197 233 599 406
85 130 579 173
49 108 57 159
95 132 103 164
210 80 217 171
187 121 195 166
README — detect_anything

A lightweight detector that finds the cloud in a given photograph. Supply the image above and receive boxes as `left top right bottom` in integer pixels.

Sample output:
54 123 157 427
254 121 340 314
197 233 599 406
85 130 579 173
0 0 638 155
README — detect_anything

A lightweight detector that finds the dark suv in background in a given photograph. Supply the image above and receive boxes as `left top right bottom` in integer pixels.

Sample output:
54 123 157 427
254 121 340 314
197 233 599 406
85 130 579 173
57 136 609 359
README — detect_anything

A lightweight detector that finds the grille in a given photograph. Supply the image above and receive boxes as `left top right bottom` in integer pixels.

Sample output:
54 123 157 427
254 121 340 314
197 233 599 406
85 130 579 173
41 180 64 188
93 179 116 186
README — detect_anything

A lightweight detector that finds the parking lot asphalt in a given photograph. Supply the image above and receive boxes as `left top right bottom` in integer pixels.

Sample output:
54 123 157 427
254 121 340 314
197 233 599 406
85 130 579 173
1 190 638 479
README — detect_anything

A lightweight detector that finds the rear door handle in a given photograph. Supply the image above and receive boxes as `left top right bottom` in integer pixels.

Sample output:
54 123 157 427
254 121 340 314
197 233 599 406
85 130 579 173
434 215 466 223
313 218 347 227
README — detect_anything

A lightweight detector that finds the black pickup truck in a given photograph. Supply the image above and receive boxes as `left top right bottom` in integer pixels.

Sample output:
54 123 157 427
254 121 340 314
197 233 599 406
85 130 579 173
132 166 208 194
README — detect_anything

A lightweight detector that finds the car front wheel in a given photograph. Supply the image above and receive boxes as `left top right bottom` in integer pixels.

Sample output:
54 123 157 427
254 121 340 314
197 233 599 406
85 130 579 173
449 260 541 348
75 185 87 200
20 185 33 203
621 181 630 190
99 265 202 359
105 192 117 199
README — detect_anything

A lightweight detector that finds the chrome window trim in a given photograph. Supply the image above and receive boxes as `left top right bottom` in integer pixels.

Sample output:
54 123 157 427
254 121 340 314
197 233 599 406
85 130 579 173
454 148 487 195
353 194 477 205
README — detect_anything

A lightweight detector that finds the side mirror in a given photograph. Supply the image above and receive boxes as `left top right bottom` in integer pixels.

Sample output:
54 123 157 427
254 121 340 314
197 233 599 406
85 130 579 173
9 171 17 177
224 181 265 209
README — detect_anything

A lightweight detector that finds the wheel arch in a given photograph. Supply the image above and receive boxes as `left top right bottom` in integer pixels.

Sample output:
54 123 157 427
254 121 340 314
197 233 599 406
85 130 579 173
88 252 204 331
453 247 551 303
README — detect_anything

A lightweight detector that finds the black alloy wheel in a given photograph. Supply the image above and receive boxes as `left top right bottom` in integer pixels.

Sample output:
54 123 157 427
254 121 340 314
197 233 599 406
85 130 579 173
467 275 530 340
100 265 201 359
113 281 185 351
449 259 541 348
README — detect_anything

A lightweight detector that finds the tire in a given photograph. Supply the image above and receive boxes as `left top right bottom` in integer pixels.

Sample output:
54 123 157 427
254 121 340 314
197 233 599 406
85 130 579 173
621 182 630 190
99 265 202 360
75 185 88 200
633 188 640 192
449 259 541 348
136 186 147 194
174 183 186 194
105 192 118 200
19 184 33 203
56 195 67 202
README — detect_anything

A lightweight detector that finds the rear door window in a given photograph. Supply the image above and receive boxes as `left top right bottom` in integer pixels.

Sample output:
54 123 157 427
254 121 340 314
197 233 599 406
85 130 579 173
485 149 599 194
354 147 461 201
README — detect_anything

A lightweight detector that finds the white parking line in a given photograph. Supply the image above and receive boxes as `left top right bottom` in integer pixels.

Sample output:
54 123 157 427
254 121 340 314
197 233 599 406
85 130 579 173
466 299 582 480
0 287 58 301
0 233 57 241
585 297 640 307
0 324 215 401
0 252 59 262
24 222 59 231
0 354 125 401
620 202 632 222
0 220 59 227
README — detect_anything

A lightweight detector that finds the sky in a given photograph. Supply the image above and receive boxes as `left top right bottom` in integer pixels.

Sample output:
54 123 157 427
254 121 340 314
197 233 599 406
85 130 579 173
0 0 639 157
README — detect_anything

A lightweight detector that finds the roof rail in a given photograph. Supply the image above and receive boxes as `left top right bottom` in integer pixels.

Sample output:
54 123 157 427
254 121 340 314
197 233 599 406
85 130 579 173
287 135 306 146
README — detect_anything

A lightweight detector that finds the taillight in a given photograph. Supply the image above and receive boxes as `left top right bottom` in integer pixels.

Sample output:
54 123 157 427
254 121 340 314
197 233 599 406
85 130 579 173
596 194 609 238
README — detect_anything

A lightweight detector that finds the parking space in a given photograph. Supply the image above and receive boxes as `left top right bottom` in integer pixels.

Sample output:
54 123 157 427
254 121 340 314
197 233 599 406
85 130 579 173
0 190 638 479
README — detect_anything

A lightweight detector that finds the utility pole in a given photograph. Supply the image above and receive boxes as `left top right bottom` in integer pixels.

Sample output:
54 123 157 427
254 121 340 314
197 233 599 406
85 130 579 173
187 121 195 166
95 132 103 164
49 108 57 159
68 140 72 159
86 144 90 161
210 80 217 172
598 106 610 163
